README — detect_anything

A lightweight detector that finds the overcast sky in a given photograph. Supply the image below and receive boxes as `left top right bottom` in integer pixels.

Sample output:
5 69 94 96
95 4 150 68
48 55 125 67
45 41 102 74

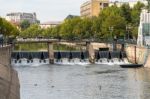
0 0 140 22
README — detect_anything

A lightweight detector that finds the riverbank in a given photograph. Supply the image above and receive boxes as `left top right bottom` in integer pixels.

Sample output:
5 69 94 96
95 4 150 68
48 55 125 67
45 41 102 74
0 45 20 99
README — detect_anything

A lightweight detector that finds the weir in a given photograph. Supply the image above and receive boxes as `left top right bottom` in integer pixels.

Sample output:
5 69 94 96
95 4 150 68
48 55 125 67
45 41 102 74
11 50 128 65
11 41 129 66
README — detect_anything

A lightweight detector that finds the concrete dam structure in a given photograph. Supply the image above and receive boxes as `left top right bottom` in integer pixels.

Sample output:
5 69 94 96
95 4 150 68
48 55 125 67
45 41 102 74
125 44 150 68
11 51 127 65
0 45 20 99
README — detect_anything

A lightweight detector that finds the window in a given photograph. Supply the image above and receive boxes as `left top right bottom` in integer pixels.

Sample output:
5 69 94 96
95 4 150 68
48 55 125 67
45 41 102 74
143 23 150 36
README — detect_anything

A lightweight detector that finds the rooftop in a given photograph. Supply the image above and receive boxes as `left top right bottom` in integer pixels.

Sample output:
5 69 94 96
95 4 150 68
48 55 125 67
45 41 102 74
40 21 61 25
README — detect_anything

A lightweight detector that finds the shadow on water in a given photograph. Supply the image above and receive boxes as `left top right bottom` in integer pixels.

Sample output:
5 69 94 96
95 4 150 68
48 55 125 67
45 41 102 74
93 70 124 75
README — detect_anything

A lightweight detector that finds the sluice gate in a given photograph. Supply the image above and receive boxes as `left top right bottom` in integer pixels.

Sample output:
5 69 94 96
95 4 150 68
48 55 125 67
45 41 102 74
11 51 128 65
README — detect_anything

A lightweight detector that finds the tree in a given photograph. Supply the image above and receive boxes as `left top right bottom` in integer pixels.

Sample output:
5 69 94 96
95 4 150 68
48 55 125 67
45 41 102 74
60 17 81 40
131 26 138 39
0 17 19 37
146 0 150 11
130 2 145 38
20 24 41 38
131 2 145 25
91 17 102 40
99 6 126 39
78 18 92 39
120 4 132 23
20 20 31 30
51 25 61 39
42 27 53 38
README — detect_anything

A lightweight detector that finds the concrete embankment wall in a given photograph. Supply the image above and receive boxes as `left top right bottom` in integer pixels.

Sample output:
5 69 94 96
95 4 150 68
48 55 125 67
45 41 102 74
125 44 148 65
0 46 20 99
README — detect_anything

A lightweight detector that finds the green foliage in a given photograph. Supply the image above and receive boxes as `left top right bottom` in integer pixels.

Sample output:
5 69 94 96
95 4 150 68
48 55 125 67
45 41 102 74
100 6 126 39
120 4 132 23
130 2 145 38
20 20 31 30
20 24 42 38
146 0 150 11
131 2 145 25
60 17 81 40
42 27 53 37
90 17 102 39
0 17 19 37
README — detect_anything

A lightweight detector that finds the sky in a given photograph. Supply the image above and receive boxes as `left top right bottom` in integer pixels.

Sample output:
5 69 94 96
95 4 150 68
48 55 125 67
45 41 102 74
0 0 140 22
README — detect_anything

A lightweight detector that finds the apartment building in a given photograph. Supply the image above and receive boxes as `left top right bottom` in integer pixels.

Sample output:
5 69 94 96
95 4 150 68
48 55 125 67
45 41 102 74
6 12 38 24
80 0 109 18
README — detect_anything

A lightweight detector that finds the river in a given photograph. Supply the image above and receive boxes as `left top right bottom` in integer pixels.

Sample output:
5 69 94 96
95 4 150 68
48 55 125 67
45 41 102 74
14 64 150 99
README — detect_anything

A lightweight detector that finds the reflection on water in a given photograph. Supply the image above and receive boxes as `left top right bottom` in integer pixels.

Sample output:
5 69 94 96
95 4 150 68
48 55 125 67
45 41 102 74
14 43 80 51
127 68 150 99
14 64 150 99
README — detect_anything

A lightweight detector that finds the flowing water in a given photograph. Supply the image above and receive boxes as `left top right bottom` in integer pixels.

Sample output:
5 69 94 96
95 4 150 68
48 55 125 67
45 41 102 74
14 63 150 99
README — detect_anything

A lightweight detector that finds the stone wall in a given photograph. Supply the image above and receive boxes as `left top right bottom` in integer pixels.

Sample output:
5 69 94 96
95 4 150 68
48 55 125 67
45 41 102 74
0 45 20 99
125 44 147 64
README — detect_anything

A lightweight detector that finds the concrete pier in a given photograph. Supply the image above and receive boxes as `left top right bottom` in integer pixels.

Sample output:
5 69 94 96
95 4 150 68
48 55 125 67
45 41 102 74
0 45 20 99
86 42 95 64
125 44 147 64
48 42 54 64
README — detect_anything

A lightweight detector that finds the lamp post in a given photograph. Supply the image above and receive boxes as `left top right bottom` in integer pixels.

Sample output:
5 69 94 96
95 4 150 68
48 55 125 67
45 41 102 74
109 26 116 51
126 25 131 40
109 26 114 40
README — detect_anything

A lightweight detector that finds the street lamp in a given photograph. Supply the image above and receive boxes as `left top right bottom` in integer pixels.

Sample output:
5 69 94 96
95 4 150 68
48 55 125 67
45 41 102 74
109 26 116 51
109 26 114 41
126 25 131 40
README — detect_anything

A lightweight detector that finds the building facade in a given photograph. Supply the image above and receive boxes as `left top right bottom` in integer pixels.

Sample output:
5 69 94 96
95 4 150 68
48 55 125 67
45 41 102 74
137 9 150 46
6 12 38 24
80 0 109 18
40 21 61 29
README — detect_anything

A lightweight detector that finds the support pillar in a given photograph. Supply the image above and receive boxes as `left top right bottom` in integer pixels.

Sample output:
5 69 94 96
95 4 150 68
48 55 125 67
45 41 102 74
48 42 54 64
86 42 95 64
113 38 117 51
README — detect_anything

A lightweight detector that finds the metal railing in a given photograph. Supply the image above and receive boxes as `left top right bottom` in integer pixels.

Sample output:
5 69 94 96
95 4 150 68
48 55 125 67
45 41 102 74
13 37 138 46
0 38 14 47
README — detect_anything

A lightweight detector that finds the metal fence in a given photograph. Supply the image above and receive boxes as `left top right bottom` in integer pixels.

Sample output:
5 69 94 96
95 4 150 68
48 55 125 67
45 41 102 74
0 37 14 47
